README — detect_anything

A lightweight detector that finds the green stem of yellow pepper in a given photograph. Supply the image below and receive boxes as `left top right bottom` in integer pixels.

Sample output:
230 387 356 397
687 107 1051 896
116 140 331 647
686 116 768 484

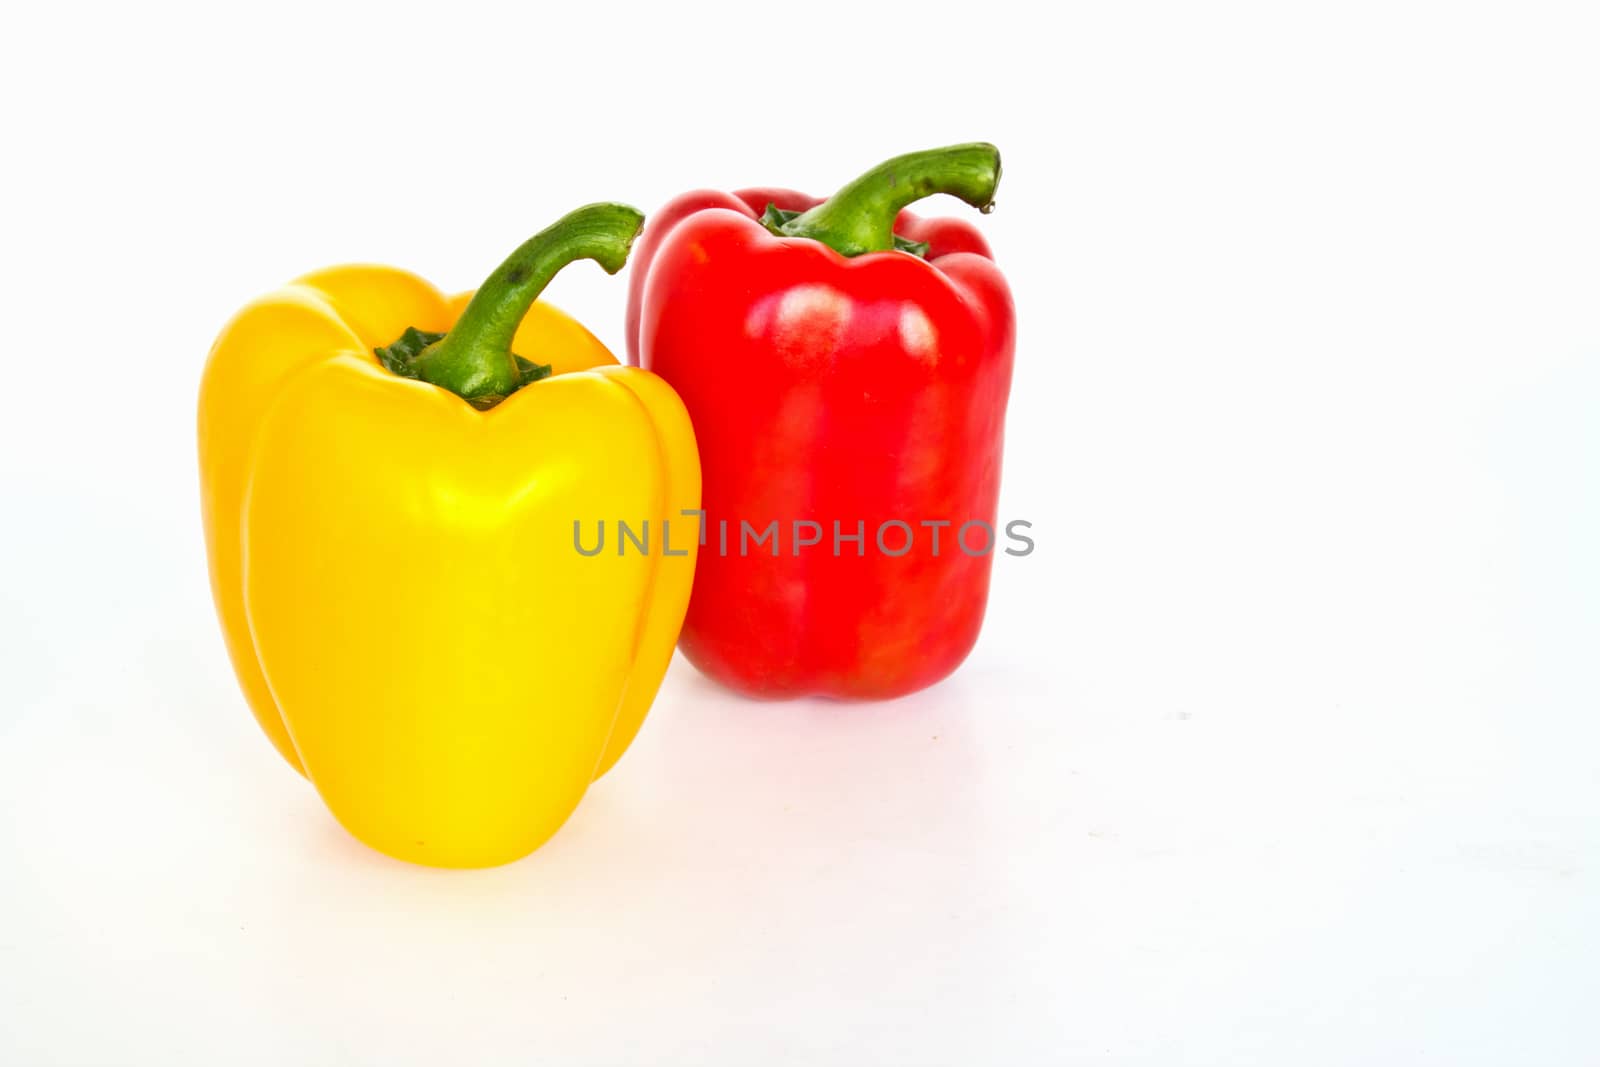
384 203 644 406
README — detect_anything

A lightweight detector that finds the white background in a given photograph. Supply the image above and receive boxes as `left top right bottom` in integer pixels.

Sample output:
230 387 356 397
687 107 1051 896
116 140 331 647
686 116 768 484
2 1 1597 1063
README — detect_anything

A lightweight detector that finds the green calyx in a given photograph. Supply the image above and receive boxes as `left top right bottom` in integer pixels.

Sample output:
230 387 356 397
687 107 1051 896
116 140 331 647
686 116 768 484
375 202 645 409
762 142 1001 258
376 327 552 409
759 204 930 258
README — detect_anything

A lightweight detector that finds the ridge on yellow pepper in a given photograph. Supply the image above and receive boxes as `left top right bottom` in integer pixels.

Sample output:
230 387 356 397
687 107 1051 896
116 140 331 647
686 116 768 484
198 204 699 868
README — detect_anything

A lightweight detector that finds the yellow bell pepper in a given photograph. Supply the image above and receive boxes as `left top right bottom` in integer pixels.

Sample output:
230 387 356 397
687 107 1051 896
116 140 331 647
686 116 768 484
198 204 699 868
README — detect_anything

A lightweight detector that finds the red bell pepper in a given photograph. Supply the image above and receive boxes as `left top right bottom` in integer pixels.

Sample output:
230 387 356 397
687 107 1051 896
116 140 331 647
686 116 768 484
628 144 1016 699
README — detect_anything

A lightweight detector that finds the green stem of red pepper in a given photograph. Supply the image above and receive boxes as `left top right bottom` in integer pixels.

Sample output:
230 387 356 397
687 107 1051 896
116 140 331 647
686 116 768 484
770 143 1002 258
377 203 644 407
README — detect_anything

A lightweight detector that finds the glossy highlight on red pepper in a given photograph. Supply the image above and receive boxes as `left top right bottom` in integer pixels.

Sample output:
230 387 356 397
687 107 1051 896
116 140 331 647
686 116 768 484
629 144 1016 700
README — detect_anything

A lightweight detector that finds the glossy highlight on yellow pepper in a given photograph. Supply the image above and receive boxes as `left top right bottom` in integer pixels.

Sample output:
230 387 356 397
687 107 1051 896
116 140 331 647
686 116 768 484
198 204 699 868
